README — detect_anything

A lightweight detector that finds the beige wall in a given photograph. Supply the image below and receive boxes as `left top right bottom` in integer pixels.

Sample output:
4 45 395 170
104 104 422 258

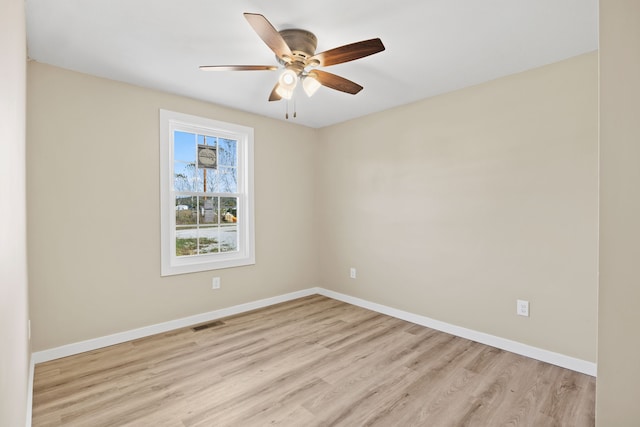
318 53 598 362
597 0 640 424
0 0 30 425
27 62 320 351
27 52 599 368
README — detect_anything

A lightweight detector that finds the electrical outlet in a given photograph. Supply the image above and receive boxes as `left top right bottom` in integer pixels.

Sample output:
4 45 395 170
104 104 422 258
517 299 529 317
212 277 221 290
350 268 357 279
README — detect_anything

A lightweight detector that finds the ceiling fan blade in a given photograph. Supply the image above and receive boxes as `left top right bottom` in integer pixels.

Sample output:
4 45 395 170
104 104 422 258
311 70 363 95
309 38 385 67
199 65 278 71
244 13 293 61
268 83 282 102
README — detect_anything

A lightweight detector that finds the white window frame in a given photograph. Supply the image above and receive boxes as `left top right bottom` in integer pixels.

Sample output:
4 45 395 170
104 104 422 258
160 109 255 276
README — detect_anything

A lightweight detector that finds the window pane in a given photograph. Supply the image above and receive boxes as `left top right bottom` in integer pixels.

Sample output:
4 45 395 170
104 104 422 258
203 167 217 193
174 161 197 192
199 227 219 254
221 197 237 222
174 131 196 162
220 224 237 252
198 134 217 147
220 197 238 252
198 196 218 225
176 227 198 256
194 169 205 193
218 167 237 193
175 196 197 225
218 138 237 167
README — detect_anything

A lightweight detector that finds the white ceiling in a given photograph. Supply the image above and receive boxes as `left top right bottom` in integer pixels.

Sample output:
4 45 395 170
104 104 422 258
25 0 598 128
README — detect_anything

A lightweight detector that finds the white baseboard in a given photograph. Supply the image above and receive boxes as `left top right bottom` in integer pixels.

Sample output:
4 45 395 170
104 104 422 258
31 288 319 364
30 286 596 377
316 288 597 377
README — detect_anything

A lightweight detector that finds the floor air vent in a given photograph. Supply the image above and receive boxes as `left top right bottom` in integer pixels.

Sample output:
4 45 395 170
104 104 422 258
192 321 225 331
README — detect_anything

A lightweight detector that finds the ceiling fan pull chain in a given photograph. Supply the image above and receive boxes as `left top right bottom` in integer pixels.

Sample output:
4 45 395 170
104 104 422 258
285 100 289 119
294 98 297 118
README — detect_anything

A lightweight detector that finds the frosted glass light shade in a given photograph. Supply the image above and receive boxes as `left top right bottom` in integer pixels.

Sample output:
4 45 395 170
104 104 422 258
303 75 321 97
275 84 294 100
276 69 298 100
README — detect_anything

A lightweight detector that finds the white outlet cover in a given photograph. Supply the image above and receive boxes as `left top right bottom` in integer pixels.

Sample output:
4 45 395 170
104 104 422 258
350 268 356 279
212 277 221 289
517 299 529 317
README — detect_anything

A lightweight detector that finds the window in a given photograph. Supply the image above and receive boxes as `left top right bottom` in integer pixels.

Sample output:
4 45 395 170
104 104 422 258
160 110 254 276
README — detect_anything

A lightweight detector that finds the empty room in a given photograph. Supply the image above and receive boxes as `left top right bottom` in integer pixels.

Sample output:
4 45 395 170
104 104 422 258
2 0 640 426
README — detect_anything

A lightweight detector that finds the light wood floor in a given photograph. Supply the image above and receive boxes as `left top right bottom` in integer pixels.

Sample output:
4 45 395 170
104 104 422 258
32 295 595 426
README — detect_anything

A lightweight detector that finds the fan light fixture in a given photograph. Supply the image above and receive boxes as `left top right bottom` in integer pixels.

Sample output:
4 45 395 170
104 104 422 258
200 13 386 117
275 69 323 100
302 73 321 97
275 69 298 100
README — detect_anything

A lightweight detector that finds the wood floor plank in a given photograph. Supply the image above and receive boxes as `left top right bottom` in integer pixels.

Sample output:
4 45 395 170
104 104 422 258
32 295 595 426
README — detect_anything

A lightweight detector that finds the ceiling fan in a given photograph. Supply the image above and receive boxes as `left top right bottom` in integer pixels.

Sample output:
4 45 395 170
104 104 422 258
200 13 385 102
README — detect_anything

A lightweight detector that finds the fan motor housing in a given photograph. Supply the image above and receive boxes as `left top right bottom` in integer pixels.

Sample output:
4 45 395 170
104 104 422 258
279 29 318 59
